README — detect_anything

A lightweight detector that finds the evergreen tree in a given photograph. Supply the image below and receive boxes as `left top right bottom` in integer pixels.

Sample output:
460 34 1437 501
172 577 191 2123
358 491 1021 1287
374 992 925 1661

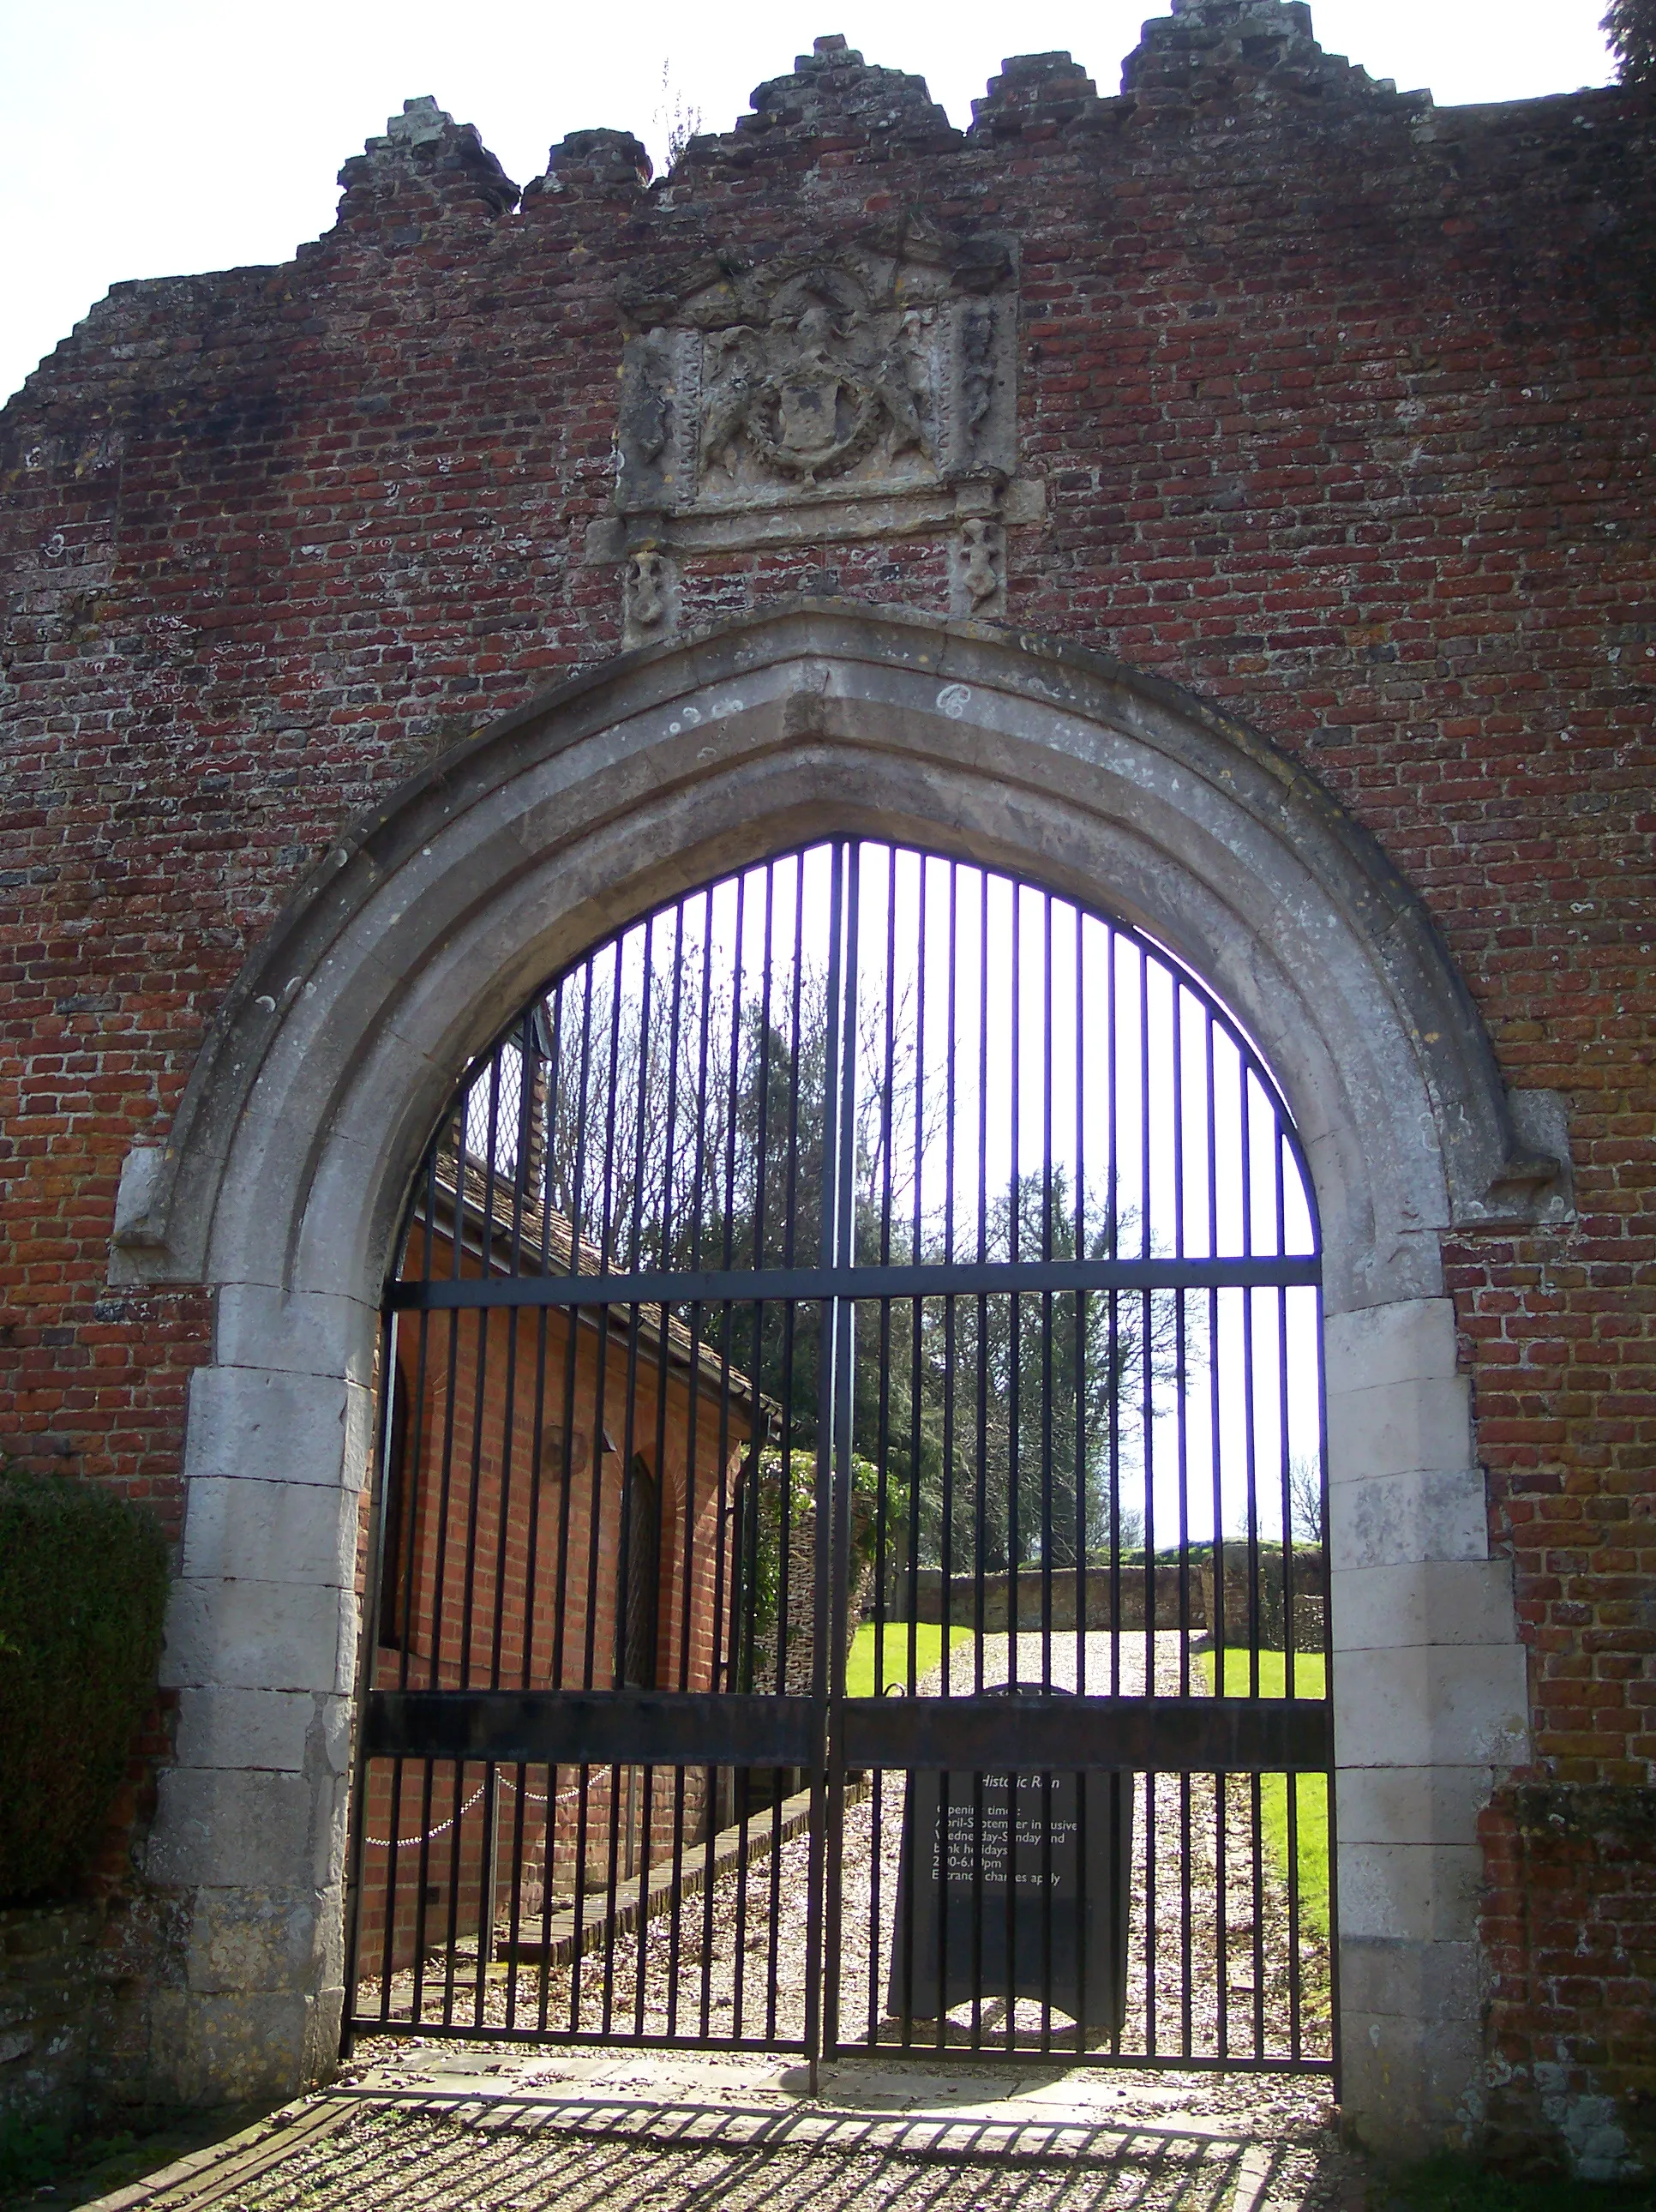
1605 0 1656 85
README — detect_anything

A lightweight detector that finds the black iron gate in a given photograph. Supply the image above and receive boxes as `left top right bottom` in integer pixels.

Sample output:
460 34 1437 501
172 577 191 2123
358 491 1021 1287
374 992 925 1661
343 839 1335 2078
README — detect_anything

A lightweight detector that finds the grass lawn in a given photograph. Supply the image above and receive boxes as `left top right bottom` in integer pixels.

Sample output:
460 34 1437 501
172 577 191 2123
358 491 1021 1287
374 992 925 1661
1197 1647 1330 1935
845 1621 975 1698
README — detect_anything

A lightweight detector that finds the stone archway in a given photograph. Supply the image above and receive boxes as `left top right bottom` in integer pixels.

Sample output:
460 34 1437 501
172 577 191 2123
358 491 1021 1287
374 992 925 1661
114 604 1562 2148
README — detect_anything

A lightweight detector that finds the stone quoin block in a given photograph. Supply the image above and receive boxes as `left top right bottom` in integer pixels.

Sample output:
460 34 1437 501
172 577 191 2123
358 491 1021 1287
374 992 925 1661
1332 1557 1519 1649
180 1475 358 1587
160 1576 354 1698
1329 1464 1495 1572
173 1686 322 1774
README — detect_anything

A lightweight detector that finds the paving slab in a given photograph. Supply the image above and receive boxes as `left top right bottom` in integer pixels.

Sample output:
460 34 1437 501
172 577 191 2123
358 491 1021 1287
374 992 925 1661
78 2039 1370 2211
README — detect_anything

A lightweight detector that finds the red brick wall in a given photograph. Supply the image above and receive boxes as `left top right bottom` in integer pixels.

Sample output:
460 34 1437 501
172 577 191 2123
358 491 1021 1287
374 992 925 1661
2 4 1652 2153
384 1223 746 1698
356 1218 748 1970
1481 1787 1656 2174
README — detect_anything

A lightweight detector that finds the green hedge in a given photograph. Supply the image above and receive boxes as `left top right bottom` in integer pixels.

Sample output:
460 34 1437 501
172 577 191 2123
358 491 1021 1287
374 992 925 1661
0 1466 169 1902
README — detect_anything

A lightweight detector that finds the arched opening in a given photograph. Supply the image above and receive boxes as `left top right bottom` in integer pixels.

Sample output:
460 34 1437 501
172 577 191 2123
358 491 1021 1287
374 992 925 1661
129 608 1544 2145
344 836 1334 2074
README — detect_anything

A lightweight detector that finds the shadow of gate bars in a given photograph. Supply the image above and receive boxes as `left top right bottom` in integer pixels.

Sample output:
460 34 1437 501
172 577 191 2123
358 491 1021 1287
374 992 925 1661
342 836 1336 2078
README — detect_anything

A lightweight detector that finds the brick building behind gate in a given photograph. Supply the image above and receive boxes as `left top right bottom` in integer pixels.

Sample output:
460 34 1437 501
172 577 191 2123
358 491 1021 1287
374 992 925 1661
1 0 1653 2175
356 1192 752 1979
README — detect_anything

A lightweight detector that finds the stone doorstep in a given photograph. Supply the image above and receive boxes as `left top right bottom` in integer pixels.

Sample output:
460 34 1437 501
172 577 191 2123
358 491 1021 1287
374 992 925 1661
357 2041 1328 2144
356 2084 1264 2152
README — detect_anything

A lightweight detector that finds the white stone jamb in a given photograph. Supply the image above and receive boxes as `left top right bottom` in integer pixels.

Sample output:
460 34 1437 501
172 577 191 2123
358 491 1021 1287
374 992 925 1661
147 1314 376 2103
1327 1295 1530 2153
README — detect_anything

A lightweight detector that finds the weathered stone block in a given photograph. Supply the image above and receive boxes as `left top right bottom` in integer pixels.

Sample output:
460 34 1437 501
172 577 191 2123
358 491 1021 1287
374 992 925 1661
145 1987 322 2109
1333 1644 1530 1771
183 1364 370 1489
1324 1298 1458 1394
1332 1557 1516 1650
181 1475 357 1586
1338 1934 1482 2023
1340 2009 1485 2157
161 1576 351 1696
1337 1840 1484 1943
173 1686 320 1773
146 1770 333 1891
1325 1375 1473 1485
212 1286 379 1392
183 1886 332 1996
1329 1464 1491 1572
1336 1765 1496 1848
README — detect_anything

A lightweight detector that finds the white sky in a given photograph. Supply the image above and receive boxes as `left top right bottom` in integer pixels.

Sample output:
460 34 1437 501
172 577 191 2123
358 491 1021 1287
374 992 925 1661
2 0 1617 404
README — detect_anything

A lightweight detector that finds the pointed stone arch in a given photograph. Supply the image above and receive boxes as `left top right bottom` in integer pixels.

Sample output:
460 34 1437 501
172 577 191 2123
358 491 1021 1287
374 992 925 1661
118 605 1561 2147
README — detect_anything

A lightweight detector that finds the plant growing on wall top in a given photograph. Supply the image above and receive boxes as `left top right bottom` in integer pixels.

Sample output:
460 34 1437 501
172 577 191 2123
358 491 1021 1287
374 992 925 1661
0 1465 169 1902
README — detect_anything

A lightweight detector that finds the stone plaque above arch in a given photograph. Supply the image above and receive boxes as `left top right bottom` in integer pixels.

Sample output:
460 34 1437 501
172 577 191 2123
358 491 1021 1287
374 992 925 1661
586 225 1042 568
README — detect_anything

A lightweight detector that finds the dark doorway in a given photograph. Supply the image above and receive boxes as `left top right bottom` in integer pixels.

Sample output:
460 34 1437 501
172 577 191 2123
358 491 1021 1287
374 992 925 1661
621 1459 660 1691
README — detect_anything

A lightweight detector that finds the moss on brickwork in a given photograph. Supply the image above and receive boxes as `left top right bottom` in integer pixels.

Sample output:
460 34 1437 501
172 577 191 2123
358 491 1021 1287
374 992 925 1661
0 1469 168 1903
1506 1784 1656 1842
1481 1782 1656 2180
1382 2149 1656 2208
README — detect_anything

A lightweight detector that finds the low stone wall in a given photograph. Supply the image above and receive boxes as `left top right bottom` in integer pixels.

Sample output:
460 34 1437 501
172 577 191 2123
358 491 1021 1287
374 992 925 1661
0 1894 173 2132
901 1550 1327 1649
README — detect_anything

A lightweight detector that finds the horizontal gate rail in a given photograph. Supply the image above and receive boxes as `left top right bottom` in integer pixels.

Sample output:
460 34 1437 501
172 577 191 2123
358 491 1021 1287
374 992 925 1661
842 1694 1332 1774
365 1689 818 1769
364 1689 1330 1774
387 1254 1320 1311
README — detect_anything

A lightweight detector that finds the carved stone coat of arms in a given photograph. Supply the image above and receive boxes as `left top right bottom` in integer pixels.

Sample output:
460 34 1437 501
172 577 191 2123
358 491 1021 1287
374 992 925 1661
598 229 1023 550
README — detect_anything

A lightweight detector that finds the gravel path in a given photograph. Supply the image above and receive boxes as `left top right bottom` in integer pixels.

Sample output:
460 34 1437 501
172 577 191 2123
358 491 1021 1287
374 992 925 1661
314 1639 1347 2212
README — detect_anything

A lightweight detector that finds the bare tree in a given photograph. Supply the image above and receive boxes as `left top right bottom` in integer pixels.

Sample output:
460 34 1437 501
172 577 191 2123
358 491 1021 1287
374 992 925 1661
1287 1452 1325 1547
523 902 1193 1575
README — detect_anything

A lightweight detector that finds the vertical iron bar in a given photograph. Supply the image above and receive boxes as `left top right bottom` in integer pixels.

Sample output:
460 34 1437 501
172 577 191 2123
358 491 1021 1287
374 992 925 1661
1320 1278 1341 2098
822 839 859 2063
